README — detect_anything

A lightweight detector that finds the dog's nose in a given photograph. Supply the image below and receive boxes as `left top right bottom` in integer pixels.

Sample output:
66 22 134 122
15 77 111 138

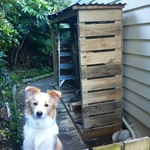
36 111 43 117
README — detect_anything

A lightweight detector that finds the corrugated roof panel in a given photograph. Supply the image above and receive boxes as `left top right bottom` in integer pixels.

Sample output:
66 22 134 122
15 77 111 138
48 3 126 20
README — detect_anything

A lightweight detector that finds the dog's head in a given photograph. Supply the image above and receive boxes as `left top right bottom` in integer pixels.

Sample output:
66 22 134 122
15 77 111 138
25 86 61 119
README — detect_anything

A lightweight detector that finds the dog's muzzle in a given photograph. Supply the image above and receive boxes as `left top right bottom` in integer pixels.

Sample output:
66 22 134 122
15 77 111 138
36 111 43 117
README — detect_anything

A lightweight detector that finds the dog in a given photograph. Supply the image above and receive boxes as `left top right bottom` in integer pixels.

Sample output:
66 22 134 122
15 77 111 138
23 86 62 150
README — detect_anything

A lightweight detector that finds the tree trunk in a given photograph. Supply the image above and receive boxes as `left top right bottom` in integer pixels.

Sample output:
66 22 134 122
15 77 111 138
14 33 28 65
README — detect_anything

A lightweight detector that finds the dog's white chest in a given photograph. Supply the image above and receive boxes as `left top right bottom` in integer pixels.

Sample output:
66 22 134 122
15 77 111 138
34 126 58 149
23 117 59 150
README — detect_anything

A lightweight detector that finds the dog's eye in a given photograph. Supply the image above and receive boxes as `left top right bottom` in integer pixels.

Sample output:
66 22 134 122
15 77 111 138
33 102 38 106
45 104 49 107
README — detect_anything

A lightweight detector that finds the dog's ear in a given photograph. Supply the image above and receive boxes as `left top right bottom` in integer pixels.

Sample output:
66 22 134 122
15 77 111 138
47 90 61 103
25 86 40 98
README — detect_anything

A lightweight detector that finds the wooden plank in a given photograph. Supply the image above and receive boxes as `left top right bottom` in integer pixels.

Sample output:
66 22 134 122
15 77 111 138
78 10 122 22
70 101 82 113
83 112 121 129
80 49 121 65
79 37 122 51
124 137 150 150
123 99 150 128
81 63 122 79
82 101 122 118
79 21 122 38
93 143 121 150
51 24 58 84
82 88 122 105
82 123 122 141
81 75 121 92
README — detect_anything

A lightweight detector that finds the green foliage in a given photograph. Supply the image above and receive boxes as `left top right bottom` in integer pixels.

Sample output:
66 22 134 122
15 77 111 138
0 3 19 52
1 0 71 66
0 84 22 143
10 67 51 84
0 51 21 143
0 0 71 144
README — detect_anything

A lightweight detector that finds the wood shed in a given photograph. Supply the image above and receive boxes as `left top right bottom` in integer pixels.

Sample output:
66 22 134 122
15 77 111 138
49 3 125 142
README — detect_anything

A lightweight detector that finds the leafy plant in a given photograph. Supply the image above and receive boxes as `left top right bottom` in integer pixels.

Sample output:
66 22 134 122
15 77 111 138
1 0 71 67
0 0 71 145
0 51 22 143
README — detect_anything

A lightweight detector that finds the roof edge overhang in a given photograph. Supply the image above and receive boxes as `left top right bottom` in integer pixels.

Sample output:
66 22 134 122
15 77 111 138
48 3 126 24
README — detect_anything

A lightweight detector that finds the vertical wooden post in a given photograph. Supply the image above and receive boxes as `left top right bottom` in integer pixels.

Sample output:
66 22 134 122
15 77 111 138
51 24 58 85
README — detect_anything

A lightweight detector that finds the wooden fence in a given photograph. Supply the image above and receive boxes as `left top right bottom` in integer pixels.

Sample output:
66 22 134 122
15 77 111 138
93 137 150 150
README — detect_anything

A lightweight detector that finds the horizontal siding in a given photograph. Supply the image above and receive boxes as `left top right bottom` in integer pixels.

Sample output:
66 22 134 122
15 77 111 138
123 6 150 25
123 24 150 40
123 77 150 100
122 0 150 11
123 40 150 56
123 99 150 128
123 53 150 71
123 0 150 129
124 65 150 86
123 88 150 114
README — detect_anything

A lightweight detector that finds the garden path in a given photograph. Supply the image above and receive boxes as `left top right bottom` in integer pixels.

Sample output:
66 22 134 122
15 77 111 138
21 76 87 150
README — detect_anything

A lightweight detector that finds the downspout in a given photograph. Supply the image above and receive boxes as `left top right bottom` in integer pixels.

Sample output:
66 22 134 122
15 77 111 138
122 117 136 139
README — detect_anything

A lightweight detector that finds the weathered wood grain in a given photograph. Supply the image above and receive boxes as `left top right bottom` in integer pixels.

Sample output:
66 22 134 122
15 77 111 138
82 88 122 105
83 112 121 129
124 137 150 150
79 21 122 37
81 75 121 92
81 63 122 79
82 123 122 141
79 37 121 51
80 49 121 65
93 143 121 150
82 101 122 118
78 9 122 22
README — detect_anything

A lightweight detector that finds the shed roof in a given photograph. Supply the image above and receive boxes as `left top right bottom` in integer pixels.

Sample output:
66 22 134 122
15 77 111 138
48 3 126 21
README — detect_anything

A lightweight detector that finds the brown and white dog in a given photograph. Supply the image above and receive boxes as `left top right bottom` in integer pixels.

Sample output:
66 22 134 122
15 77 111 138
23 86 62 150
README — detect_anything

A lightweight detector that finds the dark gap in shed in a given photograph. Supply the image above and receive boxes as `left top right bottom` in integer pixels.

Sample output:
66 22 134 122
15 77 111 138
88 100 116 106
89 123 116 130
89 111 115 118
87 63 105 67
86 35 115 39
85 21 115 24
92 49 115 53
87 75 115 80
88 87 115 93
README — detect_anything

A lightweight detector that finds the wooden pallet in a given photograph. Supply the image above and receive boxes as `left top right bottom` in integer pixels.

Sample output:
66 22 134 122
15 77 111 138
78 8 123 140
51 4 124 142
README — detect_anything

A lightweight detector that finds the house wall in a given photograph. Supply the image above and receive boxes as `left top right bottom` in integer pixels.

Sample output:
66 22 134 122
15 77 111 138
122 0 150 137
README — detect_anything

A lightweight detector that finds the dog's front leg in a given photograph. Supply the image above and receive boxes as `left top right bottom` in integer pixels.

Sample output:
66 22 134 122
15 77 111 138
38 139 55 150
23 138 35 150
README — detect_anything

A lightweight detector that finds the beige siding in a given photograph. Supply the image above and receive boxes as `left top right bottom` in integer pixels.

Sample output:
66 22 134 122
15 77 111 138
122 0 150 132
